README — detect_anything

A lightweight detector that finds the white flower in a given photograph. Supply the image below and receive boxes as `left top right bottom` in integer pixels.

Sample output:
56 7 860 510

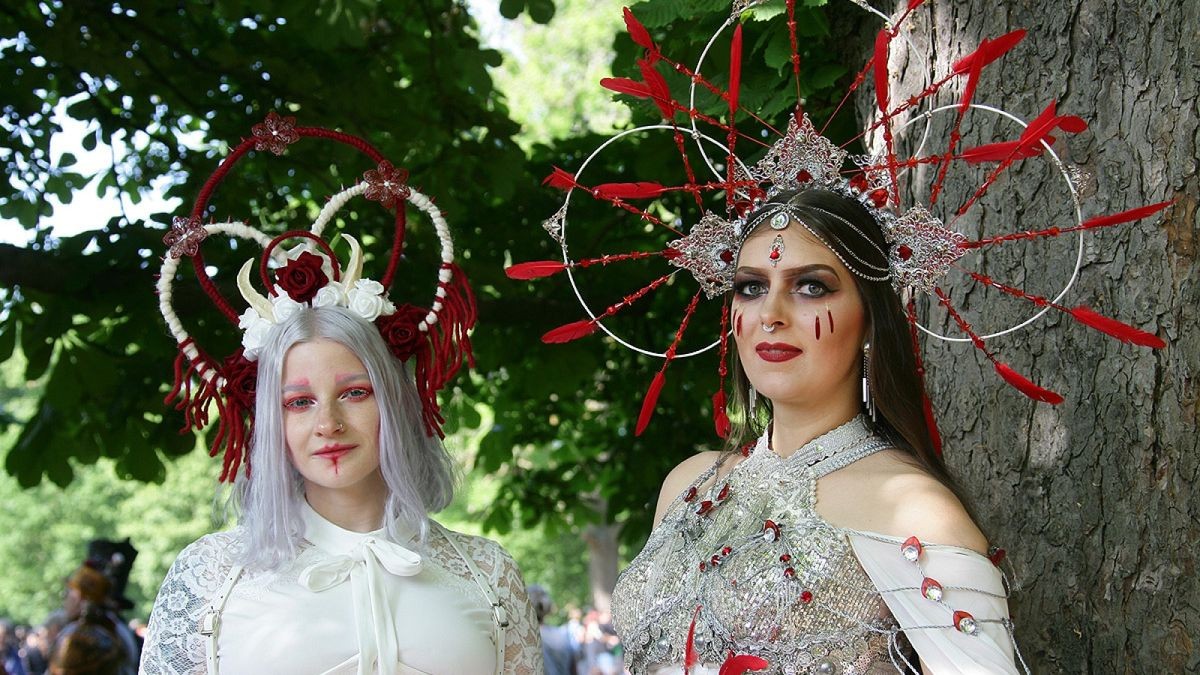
311 281 346 309
238 308 274 361
346 281 388 322
379 299 397 317
353 279 386 296
271 289 304 323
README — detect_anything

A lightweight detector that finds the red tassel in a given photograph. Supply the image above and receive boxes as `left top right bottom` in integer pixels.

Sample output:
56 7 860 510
993 361 1063 404
1081 200 1174 229
505 260 568 280
712 390 731 439
543 166 578 191
600 77 653 99
1069 306 1165 348
541 319 597 344
623 7 654 50
719 654 770 675
636 371 666 436
922 392 942 455
592 181 667 199
684 605 701 674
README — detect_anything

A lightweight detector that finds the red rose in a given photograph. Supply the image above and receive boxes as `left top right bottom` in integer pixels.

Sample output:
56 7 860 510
220 350 258 412
377 304 428 361
274 251 329 303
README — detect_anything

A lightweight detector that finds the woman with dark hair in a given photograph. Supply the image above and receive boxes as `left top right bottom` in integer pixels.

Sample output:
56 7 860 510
609 188 1016 673
139 117 541 674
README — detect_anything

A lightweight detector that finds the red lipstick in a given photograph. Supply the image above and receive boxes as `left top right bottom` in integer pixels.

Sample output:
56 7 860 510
755 342 802 362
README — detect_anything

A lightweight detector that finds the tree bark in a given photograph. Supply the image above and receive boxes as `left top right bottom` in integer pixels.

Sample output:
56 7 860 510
877 1 1197 671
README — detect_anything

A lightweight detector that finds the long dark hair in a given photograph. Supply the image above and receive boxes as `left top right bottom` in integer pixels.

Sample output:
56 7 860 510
723 188 960 495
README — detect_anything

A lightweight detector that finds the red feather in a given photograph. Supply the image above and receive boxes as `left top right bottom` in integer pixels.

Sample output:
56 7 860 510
961 140 1043 163
728 23 743 113
543 166 577 191
953 29 1026 74
719 654 770 675
1081 200 1174 229
1069 306 1165 348
908 0 925 8
623 7 654 50
638 58 675 119
873 29 890 113
993 361 1064 404
922 391 942 455
541 319 597 344
505 260 568 280
712 390 730 439
600 77 653 99
593 181 667 199
635 370 666 436
684 605 701 673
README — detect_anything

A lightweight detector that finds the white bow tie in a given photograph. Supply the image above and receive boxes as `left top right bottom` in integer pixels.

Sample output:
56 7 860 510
299 536 423 675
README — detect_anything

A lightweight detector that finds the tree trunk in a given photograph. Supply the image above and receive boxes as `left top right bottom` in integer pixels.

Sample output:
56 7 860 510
584 521 621 613
874 1 1197 671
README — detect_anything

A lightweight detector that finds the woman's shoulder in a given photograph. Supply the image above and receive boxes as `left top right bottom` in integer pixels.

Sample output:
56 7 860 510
821 449 989 554
654 450 742 527
430 522 518 574
170 529 241 568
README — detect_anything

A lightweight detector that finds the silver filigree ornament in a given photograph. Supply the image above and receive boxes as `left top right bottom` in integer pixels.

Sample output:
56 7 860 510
883 205 967 294
542 204 568 246
666 212 740 298
753 114 849 197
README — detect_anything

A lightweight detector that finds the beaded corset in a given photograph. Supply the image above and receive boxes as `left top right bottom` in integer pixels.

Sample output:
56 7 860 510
612 417 909 674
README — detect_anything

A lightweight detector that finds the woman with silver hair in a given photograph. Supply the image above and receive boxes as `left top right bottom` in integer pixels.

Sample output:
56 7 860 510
140 117 542 674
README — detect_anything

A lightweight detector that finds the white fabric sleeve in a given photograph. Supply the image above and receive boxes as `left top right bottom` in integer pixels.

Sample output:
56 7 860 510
139 533 235 675
848 532 1021 675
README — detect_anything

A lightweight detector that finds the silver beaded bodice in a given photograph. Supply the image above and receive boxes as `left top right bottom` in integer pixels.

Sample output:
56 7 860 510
612 417 907 674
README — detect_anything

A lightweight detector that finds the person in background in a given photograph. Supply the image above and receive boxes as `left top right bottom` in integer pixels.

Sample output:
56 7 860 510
0 620 26 675
527 584 577 675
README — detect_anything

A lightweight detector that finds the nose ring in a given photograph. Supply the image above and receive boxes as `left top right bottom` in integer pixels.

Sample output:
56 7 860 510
761 323 777 334
334 422 345 432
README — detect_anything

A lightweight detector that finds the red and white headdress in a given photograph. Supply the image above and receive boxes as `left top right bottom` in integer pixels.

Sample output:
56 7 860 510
158 114 476 481
507 1 1168 444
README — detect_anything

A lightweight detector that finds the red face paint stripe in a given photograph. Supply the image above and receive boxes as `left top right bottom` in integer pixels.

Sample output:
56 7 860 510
827 308 835 334
815 314 821 340
735 312 743 337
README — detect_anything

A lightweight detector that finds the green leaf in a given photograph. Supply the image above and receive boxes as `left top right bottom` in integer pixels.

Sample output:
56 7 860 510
527 0 556 24
0 321 16 363
498 0 524 20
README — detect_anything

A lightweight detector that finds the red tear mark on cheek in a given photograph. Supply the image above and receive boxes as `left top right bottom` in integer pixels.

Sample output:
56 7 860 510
827 308 835 334
815 314 821 340
735 311 743 338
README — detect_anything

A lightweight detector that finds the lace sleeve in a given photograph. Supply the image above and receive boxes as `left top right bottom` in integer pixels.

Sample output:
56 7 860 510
140 532 237 675
492 545 544 675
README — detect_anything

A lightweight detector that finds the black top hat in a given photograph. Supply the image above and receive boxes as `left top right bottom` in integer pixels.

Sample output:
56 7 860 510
86 538 138 612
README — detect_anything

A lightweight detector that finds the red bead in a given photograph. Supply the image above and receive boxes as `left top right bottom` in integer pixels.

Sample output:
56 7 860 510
898 245 913 260
717 483 730 501
769 249 781 260
796 169 812 183
953 610 979 635
699 562 707 571
921 577 944 602
869 188 889 207
800 590 814 604
722 546 732 556
901 536 923 562
779 553 791 563
696 500 714 516
719 249 734 263
849 174 868 192
711 555 721 566
783 567 795 578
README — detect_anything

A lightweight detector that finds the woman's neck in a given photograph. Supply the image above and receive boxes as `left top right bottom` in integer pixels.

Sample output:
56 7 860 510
304 471 389 532
768 395 862 459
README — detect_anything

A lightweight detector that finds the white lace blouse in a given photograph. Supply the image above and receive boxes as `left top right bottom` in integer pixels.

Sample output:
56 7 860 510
139 502 542 674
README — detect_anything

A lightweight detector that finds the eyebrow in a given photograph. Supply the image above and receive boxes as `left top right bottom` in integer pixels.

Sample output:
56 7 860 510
282 378 311 393
734 263 842 278
335 372 371 385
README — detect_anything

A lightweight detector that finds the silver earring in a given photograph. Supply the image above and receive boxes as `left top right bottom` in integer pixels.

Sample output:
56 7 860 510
748 386 758 415
862 343 876 422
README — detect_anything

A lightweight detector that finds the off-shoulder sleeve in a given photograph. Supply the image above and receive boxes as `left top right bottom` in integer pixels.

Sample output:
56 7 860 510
848 532 1024 675
140 532 236 675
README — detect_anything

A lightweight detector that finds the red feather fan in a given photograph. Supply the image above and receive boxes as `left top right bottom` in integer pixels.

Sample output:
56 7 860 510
636 371 666 436
601 77 654 99
623 7 655 51
593 182 668 200
543 166 578 191
1069 306 1165 348
993 361 1064 404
